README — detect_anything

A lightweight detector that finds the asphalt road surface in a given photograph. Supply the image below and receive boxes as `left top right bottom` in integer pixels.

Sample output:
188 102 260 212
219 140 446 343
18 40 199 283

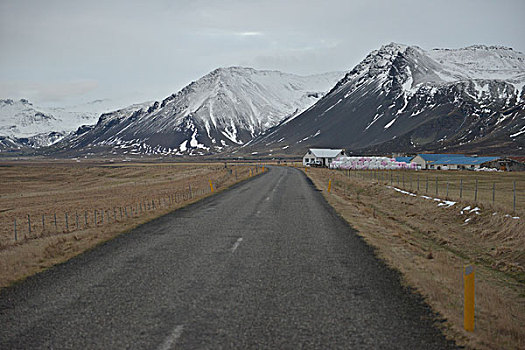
0 166 457 349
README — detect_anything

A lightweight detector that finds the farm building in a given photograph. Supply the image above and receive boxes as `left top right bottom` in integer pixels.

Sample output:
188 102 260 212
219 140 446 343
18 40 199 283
431 156 500 170
482 157 525 171
411 154 465 169
395 156 415 164
303 148 344 167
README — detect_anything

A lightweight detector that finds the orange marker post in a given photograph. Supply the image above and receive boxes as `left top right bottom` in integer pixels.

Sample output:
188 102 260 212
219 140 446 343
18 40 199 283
327 179 332 193
464 265 475 332
209 179 214 193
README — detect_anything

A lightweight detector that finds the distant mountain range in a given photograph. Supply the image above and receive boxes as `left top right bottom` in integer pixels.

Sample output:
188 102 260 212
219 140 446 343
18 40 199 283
1 43 524 157
0 98 125 150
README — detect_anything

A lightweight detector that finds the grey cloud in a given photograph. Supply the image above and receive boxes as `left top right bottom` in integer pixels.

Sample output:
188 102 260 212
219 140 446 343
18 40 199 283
1 0 524 106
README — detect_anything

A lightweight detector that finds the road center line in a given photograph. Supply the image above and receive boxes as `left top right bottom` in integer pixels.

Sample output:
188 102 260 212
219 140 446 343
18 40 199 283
231 237 243 253
157 324 184 350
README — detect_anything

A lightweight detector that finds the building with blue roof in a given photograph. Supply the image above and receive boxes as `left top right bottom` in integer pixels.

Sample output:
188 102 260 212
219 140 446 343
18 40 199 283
395 156 414 164
411 154 500 170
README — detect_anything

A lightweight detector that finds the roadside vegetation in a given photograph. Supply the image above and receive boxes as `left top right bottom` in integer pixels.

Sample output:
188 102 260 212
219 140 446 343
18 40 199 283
304 167 524 350
0 161 257 289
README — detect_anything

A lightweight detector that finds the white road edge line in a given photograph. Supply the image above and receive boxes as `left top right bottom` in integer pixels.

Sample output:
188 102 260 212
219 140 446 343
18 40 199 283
231 237 243 253
158 324 184 350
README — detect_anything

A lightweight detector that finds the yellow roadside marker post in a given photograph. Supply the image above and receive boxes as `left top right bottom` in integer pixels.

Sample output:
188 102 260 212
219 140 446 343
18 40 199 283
327 179 332 193
464 265 475 332
209 179 214 193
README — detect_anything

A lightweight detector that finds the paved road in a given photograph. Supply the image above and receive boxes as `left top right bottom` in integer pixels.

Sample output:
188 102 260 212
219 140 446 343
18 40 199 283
0 166 456 349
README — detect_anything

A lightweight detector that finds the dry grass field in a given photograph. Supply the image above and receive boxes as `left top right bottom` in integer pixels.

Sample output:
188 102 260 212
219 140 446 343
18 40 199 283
347 169 523 214
0 161 260 289
305 167 524 350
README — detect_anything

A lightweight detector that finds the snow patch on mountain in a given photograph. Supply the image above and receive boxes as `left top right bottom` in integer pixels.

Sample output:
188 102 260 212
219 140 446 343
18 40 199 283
60 67 344 155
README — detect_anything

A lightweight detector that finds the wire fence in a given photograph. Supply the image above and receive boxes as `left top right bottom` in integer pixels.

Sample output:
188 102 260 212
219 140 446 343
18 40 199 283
2 165 267 247
332 168 523 214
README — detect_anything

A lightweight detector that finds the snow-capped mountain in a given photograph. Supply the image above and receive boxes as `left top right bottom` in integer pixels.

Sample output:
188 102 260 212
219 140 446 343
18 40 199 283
54 67 343 156
246 44 525 155
0 98 115 149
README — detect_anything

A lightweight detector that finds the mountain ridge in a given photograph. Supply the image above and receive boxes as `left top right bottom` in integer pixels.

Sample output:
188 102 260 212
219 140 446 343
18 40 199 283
243 43 525 156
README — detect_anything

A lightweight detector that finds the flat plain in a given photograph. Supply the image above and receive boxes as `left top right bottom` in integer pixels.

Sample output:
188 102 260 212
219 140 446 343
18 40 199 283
0 160 254 288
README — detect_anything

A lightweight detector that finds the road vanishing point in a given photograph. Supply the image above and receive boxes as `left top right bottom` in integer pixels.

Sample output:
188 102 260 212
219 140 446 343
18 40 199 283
0 166 457 349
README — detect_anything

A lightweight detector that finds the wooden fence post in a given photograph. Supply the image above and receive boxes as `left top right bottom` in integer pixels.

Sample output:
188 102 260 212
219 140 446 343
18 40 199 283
42 214 45 232
65 212 69 231
474 179 478 202
436 176 438 196
54 212 57 231
14 218 17 241
514 181 517 212
460 179 463 199
426 177 429 193
94 210 97 225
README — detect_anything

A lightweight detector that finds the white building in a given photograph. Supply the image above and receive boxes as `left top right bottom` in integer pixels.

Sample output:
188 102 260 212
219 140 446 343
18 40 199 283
303 148 344 167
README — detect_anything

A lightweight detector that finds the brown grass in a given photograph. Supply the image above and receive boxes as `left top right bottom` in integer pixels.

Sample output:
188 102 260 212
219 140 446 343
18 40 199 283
0 161 260 289
304 167 525 350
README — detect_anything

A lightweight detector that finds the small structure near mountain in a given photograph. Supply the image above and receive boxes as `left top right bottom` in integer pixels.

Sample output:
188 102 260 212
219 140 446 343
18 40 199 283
481 157 525 171
303 148 344 167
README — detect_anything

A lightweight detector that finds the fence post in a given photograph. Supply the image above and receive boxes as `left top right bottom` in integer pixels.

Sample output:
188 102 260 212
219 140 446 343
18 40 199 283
464 265 475 332
85 211 88 227
474 179 478 202
76 212 79 229
514 181 516 212
189 184 192 199
417 175 420 191
28 214 31 235
492 182 495 205
446 181 449 198
54 212 57 231
426 177 429 193
436 176 438 196
42 214 45 232
14 218 17 241
65 212 69 231
460 179 463 199
94 210 97 226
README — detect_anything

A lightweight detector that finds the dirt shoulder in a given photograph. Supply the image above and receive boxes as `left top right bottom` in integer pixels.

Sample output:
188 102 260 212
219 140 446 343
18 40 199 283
304 167 524 350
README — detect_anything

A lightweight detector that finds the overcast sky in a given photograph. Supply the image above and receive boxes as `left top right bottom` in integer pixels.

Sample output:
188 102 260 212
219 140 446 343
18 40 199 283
1 0 524 108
